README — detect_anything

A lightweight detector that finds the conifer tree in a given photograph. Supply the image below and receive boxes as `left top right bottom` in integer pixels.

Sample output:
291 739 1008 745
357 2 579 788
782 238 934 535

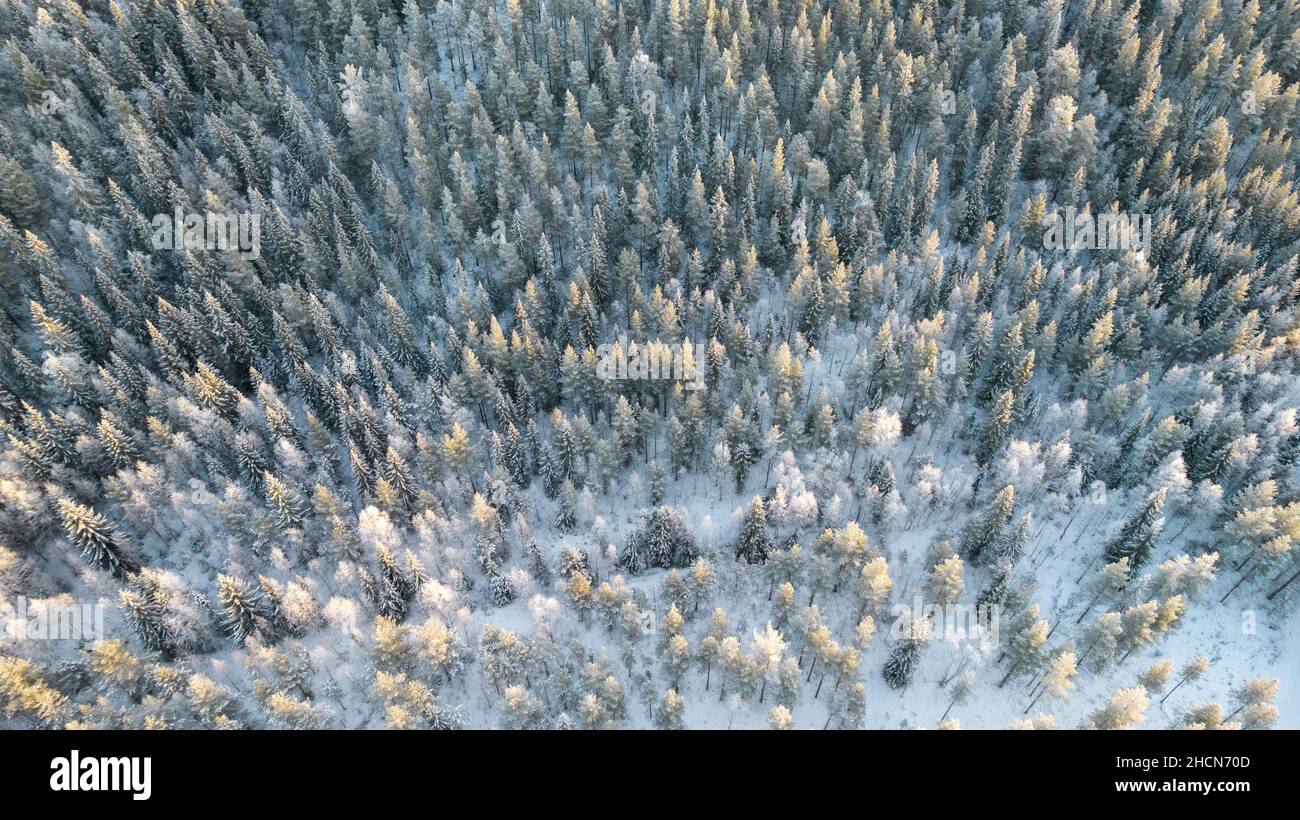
882 615 930 690
734 497 773 565
1103 488 1168 571
57 498 137 578
619 506 699 574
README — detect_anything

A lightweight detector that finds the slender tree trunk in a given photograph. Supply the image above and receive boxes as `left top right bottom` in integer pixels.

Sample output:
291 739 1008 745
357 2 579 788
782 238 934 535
1266 567 1300 601
1076 589 1104 624
1160 673 1191 705
1076 639 1097 669
1234 546 1258 572
940 696 958 722
999 659 1022 687
1220 565 1257 603
1024 686 1046 714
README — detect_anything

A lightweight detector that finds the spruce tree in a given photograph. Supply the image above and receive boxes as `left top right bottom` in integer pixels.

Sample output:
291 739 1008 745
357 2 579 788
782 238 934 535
1103 488 1168 571
619 506 699 574
57 498 137 578
882 615 929 690
734 497 774 565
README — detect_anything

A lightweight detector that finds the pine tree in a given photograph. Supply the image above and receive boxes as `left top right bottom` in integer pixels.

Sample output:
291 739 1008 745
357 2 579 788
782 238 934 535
554 479 578 532
995 512 1033 566
619 506 699 574
441 423 474 487
655 688 686 729
57 498 137 578
488 572 516 608
768 704 794 730
1103 488 1168 570
960 485 1016 564
734 497 774 565
263 472 307 530
975 389 1015 468
1160 656 1209 704
216 574 274 646
118 588 169 654
1077 557 1131 624
925 555 966 605
648 462 666 505
1089 686 1149 729
999 604 1049 686
375 546 416 622
882 615 930 689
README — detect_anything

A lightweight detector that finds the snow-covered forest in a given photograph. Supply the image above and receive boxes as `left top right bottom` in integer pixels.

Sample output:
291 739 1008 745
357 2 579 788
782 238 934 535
0 0 1297 730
